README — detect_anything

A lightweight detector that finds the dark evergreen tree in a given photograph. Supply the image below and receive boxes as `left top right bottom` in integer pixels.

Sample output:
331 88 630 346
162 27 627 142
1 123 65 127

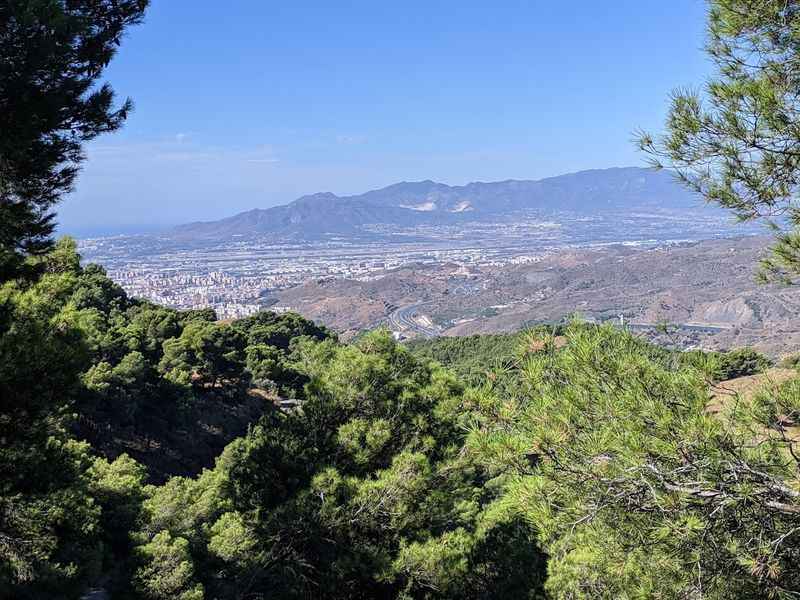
0 0 148 279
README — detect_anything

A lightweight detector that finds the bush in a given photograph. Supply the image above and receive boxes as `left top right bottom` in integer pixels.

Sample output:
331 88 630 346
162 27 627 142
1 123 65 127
717 347 771 380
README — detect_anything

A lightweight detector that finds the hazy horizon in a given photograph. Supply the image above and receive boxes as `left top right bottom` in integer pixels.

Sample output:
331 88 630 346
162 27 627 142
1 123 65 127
60 163 660 238
59 0 711 236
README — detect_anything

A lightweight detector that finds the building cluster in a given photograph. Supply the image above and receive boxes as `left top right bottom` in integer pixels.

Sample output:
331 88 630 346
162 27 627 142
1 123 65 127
78 207 739 320
80 234 559 319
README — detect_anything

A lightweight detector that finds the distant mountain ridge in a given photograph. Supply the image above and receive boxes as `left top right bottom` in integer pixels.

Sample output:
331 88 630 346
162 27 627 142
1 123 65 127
172 167 703 241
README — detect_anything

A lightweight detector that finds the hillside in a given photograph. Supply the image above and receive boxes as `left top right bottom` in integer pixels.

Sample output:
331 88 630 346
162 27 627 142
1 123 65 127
7 240 800 600
273 236 800 355
10 2 800 598
171 167 707 241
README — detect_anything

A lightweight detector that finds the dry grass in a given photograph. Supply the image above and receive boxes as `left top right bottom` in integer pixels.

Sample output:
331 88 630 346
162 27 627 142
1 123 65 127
708 367 800 448
707 368 797 415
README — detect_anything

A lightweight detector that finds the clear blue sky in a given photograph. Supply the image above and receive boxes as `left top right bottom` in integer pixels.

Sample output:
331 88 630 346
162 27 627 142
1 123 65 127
60 0 712 235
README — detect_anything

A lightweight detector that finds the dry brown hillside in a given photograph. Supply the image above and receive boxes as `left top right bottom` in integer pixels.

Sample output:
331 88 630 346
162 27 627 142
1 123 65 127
275 236 800 354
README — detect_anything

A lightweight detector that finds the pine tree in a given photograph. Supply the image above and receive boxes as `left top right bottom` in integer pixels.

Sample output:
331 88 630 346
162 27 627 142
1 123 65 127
0 0 148 279
639 0 800 282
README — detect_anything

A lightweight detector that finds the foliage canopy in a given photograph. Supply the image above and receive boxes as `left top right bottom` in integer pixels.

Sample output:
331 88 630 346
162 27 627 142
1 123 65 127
640 0 800 282
0 0 147 278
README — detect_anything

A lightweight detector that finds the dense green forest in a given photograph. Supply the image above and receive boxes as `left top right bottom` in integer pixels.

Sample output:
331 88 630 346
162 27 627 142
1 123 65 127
407 332 530 385
409 330 774 387
4 1 800 598
2 241 548 599
2 244 796 599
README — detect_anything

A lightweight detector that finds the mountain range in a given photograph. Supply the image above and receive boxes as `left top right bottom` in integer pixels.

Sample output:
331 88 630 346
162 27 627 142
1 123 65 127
172 167 706 241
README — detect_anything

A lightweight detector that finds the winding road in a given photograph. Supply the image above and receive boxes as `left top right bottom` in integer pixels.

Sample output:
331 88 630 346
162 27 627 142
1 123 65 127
387 302 439 338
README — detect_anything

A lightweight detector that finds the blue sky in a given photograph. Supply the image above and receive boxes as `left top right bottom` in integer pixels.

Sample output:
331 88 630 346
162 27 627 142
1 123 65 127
60 0 711 235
